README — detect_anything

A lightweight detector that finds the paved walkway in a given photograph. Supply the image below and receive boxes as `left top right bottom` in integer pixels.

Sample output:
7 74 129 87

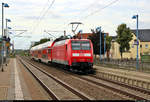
0 58 12 100
0 58 49 100
0 58 24 100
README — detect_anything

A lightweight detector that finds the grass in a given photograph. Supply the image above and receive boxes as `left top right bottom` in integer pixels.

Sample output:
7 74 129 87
141 55 150 62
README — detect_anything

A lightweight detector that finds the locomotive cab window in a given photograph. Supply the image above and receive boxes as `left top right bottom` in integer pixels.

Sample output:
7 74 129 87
71 41 91 50
71 41 81 50
81 41 91 50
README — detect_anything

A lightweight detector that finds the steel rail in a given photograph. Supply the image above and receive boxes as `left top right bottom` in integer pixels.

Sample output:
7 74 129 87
19 57 93 100
22 56 147 100
19 59 59 100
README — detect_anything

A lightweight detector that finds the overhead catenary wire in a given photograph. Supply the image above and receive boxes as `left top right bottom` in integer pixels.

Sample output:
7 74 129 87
50 0 99 31
82 0 119 20
38 0 55 22
52 0 119 33
73 0 99 21
31 0 50 33
77 0 120 33
32 0 55 34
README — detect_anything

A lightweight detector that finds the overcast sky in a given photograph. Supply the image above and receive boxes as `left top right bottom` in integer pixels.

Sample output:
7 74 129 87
0 0 149 49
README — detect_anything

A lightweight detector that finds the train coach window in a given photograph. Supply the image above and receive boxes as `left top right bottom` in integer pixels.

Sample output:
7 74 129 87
48 49 51 53
38 50 41 54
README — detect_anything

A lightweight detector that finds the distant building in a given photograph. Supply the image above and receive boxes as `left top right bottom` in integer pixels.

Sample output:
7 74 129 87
110 29 150 59
132 29 150 55
75 32 109 39
76 33 92 39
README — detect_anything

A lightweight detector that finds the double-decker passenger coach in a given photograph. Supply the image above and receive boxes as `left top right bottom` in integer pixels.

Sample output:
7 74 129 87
30 41 55 63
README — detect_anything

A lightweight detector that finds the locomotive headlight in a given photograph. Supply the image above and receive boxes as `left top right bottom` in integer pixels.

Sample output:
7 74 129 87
87 59 91 61
73 59 77 62
72 53 79 56
84 53 91 56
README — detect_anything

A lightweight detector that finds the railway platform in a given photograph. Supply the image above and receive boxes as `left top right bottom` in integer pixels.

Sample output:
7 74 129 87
0 58 27 100
0 58 49 100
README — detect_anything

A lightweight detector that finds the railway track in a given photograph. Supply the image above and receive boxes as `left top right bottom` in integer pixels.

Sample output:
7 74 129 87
18 56 93 100
91 71 150 95
21 56 150 100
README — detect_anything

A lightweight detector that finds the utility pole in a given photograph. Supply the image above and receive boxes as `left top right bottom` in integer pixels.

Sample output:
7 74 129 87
4 29 7 65
13 40 14 55
1 3 4 72
5 19 11 66
96 27 102 61
132 14 139 70
64 30 66 37
1 3 9 72
100 27 102 61
9 30 27 56
104 33 106 61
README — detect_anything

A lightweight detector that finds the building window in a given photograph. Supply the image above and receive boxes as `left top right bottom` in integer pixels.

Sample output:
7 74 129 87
140 45 142 48
145 44 148 48
132 44 134 48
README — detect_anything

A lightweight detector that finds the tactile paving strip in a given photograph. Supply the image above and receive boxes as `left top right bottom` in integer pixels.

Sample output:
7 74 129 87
0 86 8 100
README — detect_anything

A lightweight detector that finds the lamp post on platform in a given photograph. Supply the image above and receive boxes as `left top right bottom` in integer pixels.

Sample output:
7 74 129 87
132 14 139 70
1 3 9 72
104 33 106 60
96 27 102 61
6 19 11 37
5 19 11 65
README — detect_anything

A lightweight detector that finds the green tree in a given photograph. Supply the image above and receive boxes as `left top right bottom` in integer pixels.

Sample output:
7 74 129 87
32 38 50 47
88 30 112 60
116 23 133 59
106 36 112 60
88 29 105 56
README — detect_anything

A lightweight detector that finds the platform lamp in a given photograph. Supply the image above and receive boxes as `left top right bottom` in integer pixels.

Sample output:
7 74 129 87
104 33 106 61
1 3 9 72
5 19 11 59
132 14 139 70
6 26 12 60
96 27 102 61
6 19 11 37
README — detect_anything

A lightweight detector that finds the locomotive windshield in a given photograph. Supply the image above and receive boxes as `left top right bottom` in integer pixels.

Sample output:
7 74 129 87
71 41 91 50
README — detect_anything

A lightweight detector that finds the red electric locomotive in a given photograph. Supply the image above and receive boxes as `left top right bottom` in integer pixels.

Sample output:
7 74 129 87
52 39 93 72
30 38 94 72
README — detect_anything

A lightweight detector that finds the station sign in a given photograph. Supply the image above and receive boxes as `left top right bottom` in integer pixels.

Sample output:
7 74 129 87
134 40 139 45
6 42 10 47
